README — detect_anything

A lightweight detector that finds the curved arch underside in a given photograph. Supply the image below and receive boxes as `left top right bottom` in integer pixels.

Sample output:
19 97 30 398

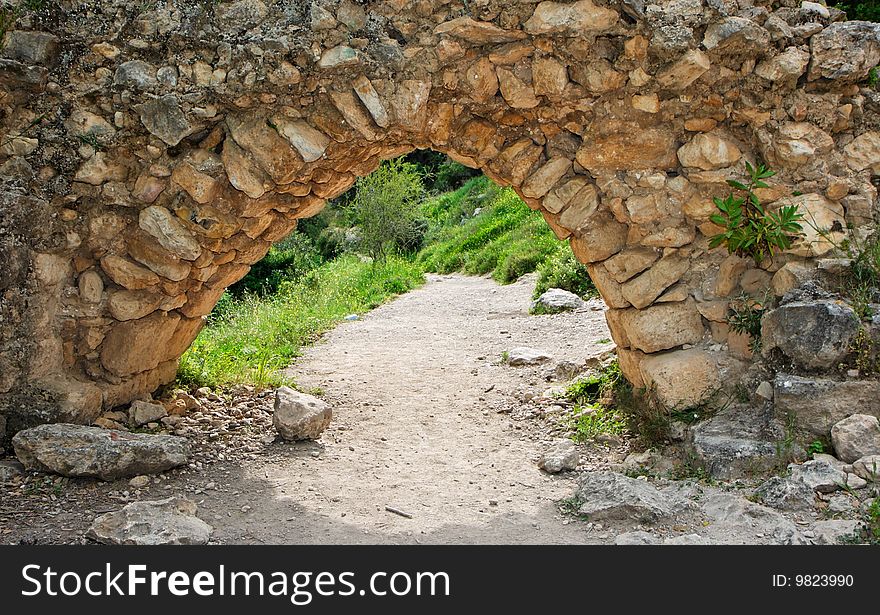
1 0 879 435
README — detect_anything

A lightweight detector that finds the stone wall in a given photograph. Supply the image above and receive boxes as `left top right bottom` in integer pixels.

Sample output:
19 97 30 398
1 0 879 443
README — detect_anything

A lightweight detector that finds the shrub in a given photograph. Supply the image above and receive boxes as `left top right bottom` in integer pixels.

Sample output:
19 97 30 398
727 292 770 352
534 246 597 299
348 159 427 262
228 231 322 297
417 183 561 283
709 162 804 264
834 1 880 22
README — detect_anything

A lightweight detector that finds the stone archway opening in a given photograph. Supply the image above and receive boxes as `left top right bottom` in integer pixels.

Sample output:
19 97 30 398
1 0 878 449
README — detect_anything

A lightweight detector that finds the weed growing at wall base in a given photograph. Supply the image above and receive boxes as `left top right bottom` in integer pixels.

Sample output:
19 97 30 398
177 255 424 389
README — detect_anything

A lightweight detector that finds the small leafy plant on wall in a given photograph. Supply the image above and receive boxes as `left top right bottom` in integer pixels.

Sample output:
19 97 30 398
709 162 805 265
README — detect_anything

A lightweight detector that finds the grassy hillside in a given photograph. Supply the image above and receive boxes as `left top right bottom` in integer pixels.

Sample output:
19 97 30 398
417 176 596 297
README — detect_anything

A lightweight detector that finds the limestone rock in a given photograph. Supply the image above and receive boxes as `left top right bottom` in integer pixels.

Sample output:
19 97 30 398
522 157 570 198
127 234 192 281
616 299 704 353
761 299 858 370
614 531 660 545
273 386 332 441
702 17 769 54
318 45 361 68
87 496 212 545
523 1 618 35
128 400 168 427
576 126 677 172
138 206 202 261
64 109 115 139
74 152 127 185
100 255 160 290
656 49 711 90
464 57 499 103
753 476 815 512
108 289 163 321
789 459 846 494
215 0 268 34
391 80 431 133
769 124 835 169
1 30 59 66
774 375 880 438
100 311 181 376
273 118 331 163
811 520 865 545
533 288 585 313
532 56 568 97
830 414 880 464
620 254 689 309
755 47 810 83
136 95 191 146
687 405 787 479
844 131 880 175
353 75 390 128
497 67 539 109
852 455 880 481
701 493 808 545
171 161 218 204
507 347 553 366
569 212 627 262
537 439 579 473
808 21 880 84
226 114 304 183
221 138 271 199
574 471 692 523
434 17 527 44
12 424 189 480
557 183 600 231
113 59 157 90
639 349 719 409
677 132 742 170
603 247 660 283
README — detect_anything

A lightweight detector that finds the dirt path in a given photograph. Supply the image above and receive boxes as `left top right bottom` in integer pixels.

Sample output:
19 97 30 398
2 273 862 546
202 273 613 544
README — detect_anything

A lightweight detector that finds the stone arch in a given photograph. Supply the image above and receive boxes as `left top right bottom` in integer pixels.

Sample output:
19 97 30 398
1 0 879 440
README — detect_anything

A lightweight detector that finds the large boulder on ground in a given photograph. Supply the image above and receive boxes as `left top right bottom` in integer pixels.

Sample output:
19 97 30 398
789 459 846 494
686 405 790 479
700 493 809 545
773 375 880 438
532 288 585 313
87 496 212 545
506 347 553 366
273 386 332 440
761 299 859 370
753 476 815 512
12 423 190 480
574 471 693 523
537 439 579 473
830 414 880 463
810 520 865 545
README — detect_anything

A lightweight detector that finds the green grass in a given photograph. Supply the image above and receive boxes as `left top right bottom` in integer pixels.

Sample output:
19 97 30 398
177 255 424 389
564 362 629 442
417 177 563 285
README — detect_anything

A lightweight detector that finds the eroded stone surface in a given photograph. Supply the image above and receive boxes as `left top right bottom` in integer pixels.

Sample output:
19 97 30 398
12 424 189 480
